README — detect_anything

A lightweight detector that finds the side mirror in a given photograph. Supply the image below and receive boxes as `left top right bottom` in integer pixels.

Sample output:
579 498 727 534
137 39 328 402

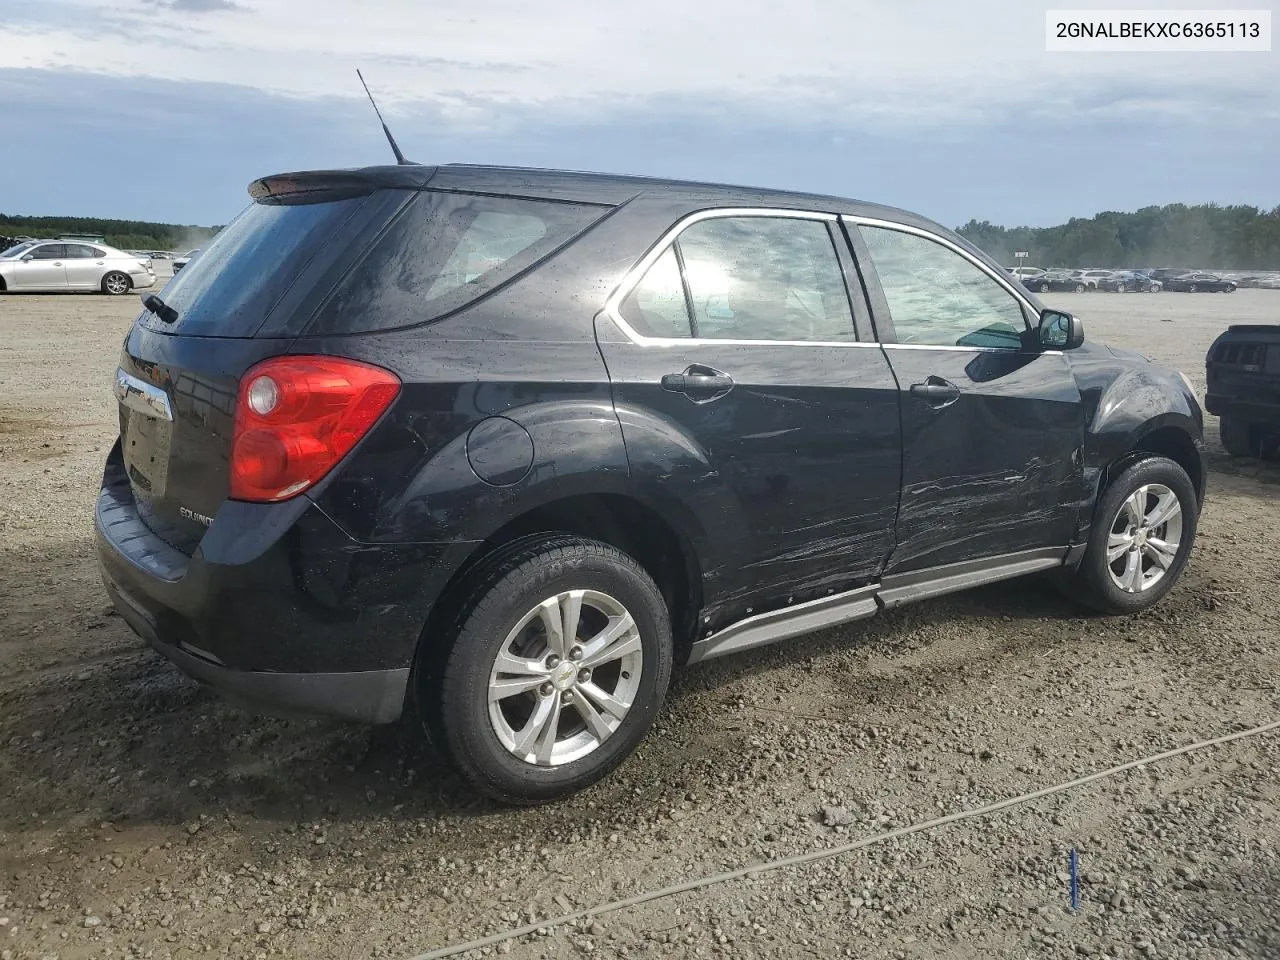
21 254 34 262
1039 308 1084 350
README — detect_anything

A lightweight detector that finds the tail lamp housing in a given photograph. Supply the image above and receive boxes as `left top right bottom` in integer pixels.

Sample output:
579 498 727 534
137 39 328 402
229 355 400 502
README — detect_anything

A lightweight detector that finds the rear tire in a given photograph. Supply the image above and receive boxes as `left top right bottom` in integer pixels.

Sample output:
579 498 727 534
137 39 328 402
1219 416 1260 458
1063 456 1198 615
1074 283 1085 293
102 272 131 296
1115 283 1127 293
1039 283 1050 293
426 535 672 805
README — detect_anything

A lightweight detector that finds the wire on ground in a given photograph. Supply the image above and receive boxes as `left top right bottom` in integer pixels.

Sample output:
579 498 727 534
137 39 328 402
404 717 1280 960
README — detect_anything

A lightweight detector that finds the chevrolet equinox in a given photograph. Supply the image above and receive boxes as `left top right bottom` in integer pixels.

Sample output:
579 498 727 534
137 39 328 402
97 164 1206 803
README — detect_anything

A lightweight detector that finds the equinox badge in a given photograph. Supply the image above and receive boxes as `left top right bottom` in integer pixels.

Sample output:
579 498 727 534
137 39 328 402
179 506 214 527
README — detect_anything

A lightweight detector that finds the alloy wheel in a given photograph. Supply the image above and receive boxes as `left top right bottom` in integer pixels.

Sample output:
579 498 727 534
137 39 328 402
1106 483 1184 593
487 589 643 766
104 274 130 295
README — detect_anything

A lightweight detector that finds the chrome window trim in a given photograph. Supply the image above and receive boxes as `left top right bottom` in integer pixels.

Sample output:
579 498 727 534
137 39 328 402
114 368 173 421
602 207 874 348
883 343 1063 356
843 214 1044 330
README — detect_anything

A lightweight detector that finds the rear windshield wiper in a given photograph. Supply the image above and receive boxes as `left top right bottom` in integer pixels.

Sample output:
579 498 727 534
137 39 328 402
143 294 179 324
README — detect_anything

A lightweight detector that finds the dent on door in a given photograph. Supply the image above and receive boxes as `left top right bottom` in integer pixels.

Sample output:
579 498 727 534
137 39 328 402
887 348 1086 572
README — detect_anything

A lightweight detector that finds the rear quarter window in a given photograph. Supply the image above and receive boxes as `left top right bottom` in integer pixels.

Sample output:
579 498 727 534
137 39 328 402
308 191 607 335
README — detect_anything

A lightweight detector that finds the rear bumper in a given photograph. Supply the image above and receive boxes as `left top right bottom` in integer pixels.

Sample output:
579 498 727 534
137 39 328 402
95 447 478 723
1204 393 1280 422
105 574 408 723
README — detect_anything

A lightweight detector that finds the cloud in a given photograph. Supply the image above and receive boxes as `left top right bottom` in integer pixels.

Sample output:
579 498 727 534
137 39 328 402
0 1 1274 228
1 67 1276 230
150 0 243 10
0 0 1272 130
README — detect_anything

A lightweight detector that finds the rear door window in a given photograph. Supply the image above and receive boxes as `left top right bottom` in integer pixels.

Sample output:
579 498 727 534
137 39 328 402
309 191 607 335
617 215 856 342
676 217 855 342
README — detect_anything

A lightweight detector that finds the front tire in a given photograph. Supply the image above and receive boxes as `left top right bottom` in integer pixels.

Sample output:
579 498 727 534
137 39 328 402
1115 283 1127 293
1219 416 1260 458
1074 283 1085 293
102 272 131 295
428 536 672 804
1065 456 1198 615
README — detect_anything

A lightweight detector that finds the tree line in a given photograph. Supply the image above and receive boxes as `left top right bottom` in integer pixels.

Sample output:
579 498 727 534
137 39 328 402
0 214 220 253
957 203 1280 271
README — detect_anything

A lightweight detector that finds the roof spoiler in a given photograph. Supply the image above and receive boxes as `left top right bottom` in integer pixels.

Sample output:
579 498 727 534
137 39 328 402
247 166 439 204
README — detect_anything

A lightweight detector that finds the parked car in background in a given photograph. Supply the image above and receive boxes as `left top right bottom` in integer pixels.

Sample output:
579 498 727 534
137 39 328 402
95 162 1206 804
1206 324 1280 458
1163 273 1237 293
1029 271 1087 293
1009 266 1046 283
1080 269 1115 290
1224 274 1280 289
0 240 156 294
1098 270 1161 293
173 249 200 272
1146 268 1191 285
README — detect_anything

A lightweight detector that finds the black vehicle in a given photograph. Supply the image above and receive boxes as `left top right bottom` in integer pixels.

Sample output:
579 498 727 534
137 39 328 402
1097 271 1161 293
1206 325 1280 457
97 164 1207 803
1163 273 1237 293
1029 271 1087 293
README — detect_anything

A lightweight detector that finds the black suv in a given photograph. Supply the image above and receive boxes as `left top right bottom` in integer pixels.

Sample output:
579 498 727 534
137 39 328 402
1206 324 1280 456
97 165 1206 803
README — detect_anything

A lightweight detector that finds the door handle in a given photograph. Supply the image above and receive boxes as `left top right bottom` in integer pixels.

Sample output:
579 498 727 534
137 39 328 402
909 377 961 408
661 365 734 402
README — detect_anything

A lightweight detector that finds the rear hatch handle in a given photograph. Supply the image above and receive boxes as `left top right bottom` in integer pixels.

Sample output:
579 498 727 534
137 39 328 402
114 369 173 421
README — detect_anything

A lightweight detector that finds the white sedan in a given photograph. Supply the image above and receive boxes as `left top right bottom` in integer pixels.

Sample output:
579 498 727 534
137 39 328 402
0 240 156 295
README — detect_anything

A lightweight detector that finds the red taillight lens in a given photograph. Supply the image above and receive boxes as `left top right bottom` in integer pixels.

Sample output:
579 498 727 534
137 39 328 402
229 356 401 502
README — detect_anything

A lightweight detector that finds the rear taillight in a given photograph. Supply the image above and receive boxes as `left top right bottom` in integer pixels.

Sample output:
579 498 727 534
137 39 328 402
229 356 400 502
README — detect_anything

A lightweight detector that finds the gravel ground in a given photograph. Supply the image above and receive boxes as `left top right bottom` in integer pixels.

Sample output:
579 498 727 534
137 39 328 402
1 288 1277 960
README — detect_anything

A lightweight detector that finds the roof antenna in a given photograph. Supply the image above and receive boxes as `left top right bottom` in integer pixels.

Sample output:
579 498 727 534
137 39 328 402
356 69 411 165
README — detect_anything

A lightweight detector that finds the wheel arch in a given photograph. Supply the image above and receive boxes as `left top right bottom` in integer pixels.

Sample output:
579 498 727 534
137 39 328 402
413 490 705 685
1092 417 1206 514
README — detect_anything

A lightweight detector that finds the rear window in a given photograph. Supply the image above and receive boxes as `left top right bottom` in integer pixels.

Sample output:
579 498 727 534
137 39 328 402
308 191 606 335
146 196 366 337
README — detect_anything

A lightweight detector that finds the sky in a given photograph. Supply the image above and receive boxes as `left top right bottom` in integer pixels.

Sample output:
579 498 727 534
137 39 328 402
0 0 1275 229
